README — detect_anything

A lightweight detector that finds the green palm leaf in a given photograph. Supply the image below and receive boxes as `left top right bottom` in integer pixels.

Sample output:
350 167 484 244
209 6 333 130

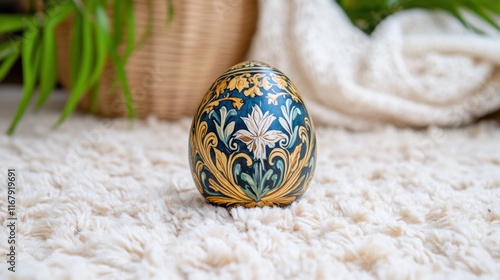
88 3 112 112
55 5 94 127
0 14 31 33
3 0 166 134
0 51 20 83
0 39 21 60
337 0 500 34
6 26 41 135
35 1 76 110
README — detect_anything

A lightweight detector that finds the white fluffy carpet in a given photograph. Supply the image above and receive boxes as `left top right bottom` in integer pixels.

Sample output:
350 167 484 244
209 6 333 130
1 86 500 279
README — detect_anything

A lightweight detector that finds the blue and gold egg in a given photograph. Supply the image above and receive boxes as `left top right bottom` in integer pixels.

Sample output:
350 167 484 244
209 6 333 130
188 61 316 207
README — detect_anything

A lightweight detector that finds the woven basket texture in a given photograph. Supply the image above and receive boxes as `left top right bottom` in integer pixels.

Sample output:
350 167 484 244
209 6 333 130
56 0 258 119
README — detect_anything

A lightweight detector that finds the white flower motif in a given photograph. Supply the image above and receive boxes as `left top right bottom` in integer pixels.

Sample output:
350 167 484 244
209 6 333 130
234 106 287 160
267 92 286 105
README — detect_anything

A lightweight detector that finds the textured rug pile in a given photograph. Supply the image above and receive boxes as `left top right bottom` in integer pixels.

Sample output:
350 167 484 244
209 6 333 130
0 87 499 279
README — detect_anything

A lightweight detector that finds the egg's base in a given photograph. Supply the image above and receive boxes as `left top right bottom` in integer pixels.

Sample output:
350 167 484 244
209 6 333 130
205 199 298 209
203 192 305 208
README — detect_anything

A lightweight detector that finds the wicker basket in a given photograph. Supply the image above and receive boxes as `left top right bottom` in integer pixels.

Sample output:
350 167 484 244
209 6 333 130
56 0 258 119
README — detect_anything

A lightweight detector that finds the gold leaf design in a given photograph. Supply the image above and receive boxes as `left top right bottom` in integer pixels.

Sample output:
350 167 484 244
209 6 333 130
288 143 302 174
232 98 244 110
215 78 228 96
214 149 228 176
228 74 250 92
269 73 302 103
259 76 272 91
270 73 288 90
240 73 280 98
203 96 244 114
243 86 263 97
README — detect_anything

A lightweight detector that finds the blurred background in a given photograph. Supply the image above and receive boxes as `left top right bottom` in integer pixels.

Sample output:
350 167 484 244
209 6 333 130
0 0 499 134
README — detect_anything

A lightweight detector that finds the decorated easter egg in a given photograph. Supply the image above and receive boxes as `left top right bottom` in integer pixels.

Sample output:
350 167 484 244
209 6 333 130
188 61 316 208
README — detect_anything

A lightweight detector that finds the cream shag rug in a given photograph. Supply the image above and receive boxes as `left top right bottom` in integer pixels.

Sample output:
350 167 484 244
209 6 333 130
1 87 500 279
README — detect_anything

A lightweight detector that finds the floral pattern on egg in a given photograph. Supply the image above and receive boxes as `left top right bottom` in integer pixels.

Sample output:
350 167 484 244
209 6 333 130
189 61 316 208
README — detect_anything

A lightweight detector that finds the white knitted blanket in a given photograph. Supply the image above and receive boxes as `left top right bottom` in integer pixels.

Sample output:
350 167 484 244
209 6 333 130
248 0 500 129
